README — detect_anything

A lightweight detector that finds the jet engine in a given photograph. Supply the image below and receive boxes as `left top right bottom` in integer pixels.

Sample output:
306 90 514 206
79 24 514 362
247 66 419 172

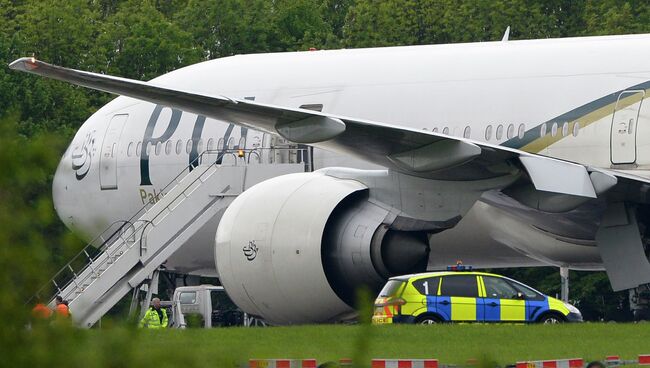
215 171 430 325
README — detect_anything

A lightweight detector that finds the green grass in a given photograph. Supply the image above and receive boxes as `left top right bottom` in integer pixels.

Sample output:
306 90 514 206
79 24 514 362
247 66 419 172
105 323 650 367
12 323 650 367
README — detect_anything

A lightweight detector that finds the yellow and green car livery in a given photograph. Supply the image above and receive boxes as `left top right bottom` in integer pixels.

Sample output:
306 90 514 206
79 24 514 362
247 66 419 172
372 271 582 324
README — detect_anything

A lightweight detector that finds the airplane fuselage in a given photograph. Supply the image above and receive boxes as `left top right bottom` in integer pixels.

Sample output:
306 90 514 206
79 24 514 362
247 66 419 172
53 34 650 275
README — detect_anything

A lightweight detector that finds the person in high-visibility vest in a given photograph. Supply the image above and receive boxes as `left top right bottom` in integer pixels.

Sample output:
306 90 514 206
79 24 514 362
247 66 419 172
54 296 71 318
31 298 52 321
139 298 168 329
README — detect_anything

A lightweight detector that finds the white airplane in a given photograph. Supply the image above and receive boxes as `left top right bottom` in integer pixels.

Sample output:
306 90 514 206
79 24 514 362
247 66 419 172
10 33 650 324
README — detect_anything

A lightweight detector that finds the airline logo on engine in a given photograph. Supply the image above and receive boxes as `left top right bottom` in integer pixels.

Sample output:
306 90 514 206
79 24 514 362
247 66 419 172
243 240 258 261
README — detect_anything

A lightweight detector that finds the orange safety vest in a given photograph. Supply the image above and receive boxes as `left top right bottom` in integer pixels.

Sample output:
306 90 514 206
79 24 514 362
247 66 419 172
55 303 70 318
32 303 52 319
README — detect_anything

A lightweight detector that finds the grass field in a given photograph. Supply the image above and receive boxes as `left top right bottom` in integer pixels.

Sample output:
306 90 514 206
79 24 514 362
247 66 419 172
74 323 650 367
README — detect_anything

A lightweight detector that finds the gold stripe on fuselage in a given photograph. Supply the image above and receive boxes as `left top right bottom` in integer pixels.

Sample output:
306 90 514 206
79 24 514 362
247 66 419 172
521 89 648 154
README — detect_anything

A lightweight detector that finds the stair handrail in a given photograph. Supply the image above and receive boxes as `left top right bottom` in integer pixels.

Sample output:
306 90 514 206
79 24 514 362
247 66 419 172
134 149 233 256
26 148 232 305
27 147 309 306
26 219 132 305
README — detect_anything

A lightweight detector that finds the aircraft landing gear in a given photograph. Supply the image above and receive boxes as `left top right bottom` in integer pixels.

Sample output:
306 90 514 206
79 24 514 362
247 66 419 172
630 284 650 321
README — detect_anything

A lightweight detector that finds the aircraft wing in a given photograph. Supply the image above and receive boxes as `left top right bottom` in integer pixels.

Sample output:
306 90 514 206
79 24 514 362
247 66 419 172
9 57 628 199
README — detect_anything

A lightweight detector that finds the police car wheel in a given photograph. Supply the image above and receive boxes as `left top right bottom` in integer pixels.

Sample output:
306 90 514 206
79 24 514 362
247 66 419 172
538 313 565 324
417 316 441 324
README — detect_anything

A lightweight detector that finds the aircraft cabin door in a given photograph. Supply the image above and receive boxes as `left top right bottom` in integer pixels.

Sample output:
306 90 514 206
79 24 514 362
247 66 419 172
99 114 128 190
611 90 645 165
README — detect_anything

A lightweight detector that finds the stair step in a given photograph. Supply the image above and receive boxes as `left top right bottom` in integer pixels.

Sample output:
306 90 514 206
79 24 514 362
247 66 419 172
37 161 230 327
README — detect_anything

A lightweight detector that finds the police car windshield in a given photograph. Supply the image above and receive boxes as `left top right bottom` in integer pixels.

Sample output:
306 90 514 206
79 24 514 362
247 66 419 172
379 280 404 297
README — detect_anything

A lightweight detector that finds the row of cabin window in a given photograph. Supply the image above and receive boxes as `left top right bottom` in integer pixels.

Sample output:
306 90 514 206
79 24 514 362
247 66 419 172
124 121 583 158
125 137 246 158
427 122 581 141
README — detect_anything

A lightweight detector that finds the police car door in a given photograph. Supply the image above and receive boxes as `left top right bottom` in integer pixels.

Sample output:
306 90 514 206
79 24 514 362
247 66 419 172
412 276 440 315
481 276 526 322
437 275 483 322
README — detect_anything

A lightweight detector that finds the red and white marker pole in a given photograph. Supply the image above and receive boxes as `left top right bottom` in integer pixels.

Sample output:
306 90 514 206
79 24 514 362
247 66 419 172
516 358 584 368
249 359 317 368
371 359 439 368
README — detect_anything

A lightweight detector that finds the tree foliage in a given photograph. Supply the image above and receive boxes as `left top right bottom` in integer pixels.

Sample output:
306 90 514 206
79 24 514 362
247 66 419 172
94 0 202 80
2 0 648 137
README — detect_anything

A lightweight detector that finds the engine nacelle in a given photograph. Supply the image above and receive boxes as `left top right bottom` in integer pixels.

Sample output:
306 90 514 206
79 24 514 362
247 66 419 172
215 171 430 324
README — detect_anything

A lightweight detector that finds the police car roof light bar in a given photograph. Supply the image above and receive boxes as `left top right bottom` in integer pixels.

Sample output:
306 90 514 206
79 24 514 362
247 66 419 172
447 264 473 271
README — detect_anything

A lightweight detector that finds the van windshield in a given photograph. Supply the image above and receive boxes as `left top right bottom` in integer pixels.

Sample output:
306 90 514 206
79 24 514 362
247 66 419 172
379 280 405 297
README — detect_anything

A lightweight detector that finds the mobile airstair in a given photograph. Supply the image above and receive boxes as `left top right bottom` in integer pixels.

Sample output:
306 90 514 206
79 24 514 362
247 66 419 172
29 148 306 327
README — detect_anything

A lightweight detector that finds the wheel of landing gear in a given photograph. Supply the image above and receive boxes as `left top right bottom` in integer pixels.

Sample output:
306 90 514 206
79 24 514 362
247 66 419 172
633 309 650 322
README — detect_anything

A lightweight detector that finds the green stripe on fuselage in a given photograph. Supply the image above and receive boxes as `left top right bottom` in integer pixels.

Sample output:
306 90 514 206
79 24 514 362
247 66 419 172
502 80 650 153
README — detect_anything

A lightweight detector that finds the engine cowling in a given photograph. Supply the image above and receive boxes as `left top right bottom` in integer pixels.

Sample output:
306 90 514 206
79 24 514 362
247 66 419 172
215 171 430 325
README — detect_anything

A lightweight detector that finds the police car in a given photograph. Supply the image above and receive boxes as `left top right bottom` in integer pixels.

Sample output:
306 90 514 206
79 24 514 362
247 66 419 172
372 265 582 324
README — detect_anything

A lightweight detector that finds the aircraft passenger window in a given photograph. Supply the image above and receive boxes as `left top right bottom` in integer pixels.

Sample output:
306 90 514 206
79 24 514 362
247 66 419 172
562 122 569 137
136 142 142 157
496 125 503 140
439 275 479 298
165 140 172 155
485 125 493 140
432 127 439 133
155 142 162 156
463 126 471 139
228 137 235 149
239 137 246 149
442 127 449 135
197 138 204 153
127 142 133 157
412 277 440 296
207 138 215 151
186 140 192 154
573 122 580 137
551 122 558 137
483 276 519 299
217 138 224 150
518 124 525 139
540 124 547 137
146 142 153 155
507 124 515 139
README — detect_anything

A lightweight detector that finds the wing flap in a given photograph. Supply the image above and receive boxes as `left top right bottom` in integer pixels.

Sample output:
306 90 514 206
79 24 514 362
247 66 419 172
519 156 597 198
